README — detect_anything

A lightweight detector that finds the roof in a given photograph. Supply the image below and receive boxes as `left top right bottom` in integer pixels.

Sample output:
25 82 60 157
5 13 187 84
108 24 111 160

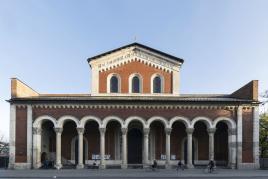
8 94 258 104
87 42 184 63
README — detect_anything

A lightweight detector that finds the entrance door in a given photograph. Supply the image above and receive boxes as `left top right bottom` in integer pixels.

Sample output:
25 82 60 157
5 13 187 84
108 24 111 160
127 128 142 164
184 139 195 165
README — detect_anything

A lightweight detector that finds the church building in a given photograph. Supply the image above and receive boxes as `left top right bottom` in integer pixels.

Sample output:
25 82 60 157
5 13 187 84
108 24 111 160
8 43 260 169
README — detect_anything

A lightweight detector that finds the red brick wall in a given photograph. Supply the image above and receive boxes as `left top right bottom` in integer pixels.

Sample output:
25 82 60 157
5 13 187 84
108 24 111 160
33 107 235 123
242 108 253 163
99 59 172 93
15 107 27 163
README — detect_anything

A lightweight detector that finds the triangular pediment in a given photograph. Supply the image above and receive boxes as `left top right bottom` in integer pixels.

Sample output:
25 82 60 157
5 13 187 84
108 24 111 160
88 43 183 73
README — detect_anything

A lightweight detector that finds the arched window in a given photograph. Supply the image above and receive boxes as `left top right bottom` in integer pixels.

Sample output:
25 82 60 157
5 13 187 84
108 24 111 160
153 76 162 93
110 76 119 93
132 76 141 93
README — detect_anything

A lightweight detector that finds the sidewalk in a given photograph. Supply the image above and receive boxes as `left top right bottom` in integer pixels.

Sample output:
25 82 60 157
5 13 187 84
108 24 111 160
0 168 268 178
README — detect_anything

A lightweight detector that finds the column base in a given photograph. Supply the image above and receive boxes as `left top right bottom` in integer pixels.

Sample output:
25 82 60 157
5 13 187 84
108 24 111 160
76 164 84 169
99 164 106 169
228 163 236 169
33 162 42 169
121 164 128 169
186 164 194 169
165 164 171 169
55 163 62 170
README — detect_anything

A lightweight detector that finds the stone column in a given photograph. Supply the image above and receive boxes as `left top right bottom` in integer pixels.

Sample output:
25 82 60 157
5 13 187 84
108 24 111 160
33 127 42 169
54 127 63 169
237 106 243 168
26 105 32 168
253 106 260 168
143 128 150 167
207 128 216 161
228 128 237 169
99 127 106 169
76 127 85 169
165 128 172 168
186 128 194 168
9 104 16 169
121 128 128 169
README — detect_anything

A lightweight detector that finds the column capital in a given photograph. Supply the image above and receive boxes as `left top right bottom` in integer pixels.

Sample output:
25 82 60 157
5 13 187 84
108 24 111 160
186 128 194 134
99 127 106 134
33 127 42 135
77 127 85 134
121 128 128 135
207 128 216 134
228 128 236 135
54 127 63 134
165 128 172 135
143 128 150 135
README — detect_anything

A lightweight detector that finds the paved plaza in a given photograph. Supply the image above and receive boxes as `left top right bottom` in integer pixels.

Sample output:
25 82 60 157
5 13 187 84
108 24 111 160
0 169 268 178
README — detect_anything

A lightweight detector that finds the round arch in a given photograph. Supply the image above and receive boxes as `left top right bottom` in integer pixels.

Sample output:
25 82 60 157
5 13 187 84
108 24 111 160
102 116 124 128
57 115 80 128
169 116 191 129
80 116 102 128
190 116 213 129
124 116 146 128
147 116 168 128
33 115 57 128
212 117 236 129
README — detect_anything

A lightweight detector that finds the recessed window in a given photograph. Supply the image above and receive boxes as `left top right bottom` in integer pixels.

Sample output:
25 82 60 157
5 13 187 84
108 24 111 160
132 76 141 93
110 75 119 93
153 76 162 93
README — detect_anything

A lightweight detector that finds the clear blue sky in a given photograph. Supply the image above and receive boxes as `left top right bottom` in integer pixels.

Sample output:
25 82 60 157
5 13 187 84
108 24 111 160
1 0 268 140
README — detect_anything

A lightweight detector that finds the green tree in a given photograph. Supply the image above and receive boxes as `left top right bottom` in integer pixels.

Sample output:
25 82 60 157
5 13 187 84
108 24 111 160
260 114 268 158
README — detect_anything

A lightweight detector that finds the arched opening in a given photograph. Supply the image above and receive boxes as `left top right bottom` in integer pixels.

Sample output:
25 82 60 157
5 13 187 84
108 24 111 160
127 121 143 164
215 122 228 166
153 76 162 93
132 76 141 93
170 122 186 162
110 75 119 93
62 121 77 168
193 121 209 165
41 120 56 168
149 121 165 162
105 121 121 161
84 121 99 165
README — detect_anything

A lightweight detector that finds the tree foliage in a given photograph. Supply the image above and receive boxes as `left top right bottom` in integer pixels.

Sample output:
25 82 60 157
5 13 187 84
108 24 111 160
260 114 268 158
